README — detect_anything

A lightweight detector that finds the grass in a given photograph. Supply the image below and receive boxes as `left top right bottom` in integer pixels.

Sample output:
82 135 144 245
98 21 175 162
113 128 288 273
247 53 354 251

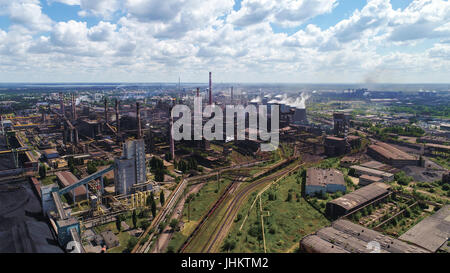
89 211 151 253
224 173 330 253
429 156 450 171
167 177 233 252
40 175 57 186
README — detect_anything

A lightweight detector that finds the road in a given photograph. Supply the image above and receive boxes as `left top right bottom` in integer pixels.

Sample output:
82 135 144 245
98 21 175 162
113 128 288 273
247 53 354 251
150 182 205 253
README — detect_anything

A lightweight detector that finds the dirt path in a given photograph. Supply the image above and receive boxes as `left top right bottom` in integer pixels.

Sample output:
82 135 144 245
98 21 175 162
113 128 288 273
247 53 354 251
151 182 205 253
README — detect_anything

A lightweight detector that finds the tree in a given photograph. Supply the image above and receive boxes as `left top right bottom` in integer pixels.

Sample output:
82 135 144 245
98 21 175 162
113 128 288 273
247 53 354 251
146 192 154 206
169 219 179 230
160 191 165 206
126 237 138 252
87 161 98 175
115 218 121 232
286 192 292 202
150 196 156 218
39 164 46 178
154 169 165 182
222 239 236 253
132 210 137 228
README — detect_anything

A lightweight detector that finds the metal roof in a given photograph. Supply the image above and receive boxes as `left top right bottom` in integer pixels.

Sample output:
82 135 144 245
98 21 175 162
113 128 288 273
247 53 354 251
399 205 450 252
328 182 391 211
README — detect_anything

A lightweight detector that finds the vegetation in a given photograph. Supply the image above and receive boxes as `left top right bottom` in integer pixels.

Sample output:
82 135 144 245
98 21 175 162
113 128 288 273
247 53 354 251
389 105 450 119
39 164 46 179
226 174 329 253
160 191 165 206
395 171 414 186
86 161 98 175
150 157 166 182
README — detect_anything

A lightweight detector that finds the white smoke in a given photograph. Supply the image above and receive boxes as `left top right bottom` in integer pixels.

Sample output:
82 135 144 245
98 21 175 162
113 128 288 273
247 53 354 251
268 92 310 109
75 95 89 105
250 96 262 103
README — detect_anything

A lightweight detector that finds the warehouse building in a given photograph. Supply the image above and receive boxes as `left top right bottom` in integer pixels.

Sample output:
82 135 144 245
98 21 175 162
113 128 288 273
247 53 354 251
300 219 429 253
55 171 87 203
350 165 394 182
359 174 383 186
399 205 450 253
360 160 397 173
305 168 346 196
326 182 391 219
367 142 419 168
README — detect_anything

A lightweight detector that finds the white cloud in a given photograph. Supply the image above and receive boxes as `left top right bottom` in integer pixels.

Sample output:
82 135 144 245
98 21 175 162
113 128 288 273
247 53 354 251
0 0 449 83
1 0 52 31
228 0 337 27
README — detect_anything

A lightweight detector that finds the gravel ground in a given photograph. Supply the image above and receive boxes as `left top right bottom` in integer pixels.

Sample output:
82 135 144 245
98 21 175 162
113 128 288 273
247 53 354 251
0 180 63 253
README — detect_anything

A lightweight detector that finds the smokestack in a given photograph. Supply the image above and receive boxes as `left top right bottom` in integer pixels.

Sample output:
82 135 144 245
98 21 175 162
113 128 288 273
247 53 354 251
72 93 77 120
104 97 108 124
136 102 142 139
209 72 212 105
115 99 120 137
60 92 65 117
170 100 175 161
231 86 234 103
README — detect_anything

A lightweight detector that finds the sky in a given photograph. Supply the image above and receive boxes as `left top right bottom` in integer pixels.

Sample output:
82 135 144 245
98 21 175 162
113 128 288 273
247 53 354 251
0 0 449 83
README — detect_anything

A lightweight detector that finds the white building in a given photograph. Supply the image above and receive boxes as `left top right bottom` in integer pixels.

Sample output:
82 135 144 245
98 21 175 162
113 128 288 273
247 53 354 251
114 139 146 195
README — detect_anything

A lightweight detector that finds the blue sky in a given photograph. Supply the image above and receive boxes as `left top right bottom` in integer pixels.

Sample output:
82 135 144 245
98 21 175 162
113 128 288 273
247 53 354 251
0 0 448 83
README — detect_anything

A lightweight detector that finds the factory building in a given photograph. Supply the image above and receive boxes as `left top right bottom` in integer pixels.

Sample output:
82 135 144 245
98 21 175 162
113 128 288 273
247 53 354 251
300 219 429 253
324 136 350 157
367 141 419 168
399 205 450 253
114 139 146 195
326 182 391 219
305 168 346 196
324 135 361 157
358 174 383 186
333 113 351 137
55 171 87 203
350 165 394 182
291 108 307 125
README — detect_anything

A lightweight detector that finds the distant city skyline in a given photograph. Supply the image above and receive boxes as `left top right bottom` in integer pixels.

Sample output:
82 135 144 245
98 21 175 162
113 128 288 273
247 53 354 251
0 0 449 83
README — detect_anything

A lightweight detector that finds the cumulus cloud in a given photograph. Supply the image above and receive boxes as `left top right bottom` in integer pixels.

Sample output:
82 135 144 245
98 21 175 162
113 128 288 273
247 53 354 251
0 0 449 83
1 0 52 31
228 0 337 27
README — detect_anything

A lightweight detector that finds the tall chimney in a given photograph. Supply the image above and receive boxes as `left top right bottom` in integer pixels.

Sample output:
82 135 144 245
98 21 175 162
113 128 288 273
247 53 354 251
104 97 108 124
169 100 175 161
231 86 234 103
209 72 212 105
60 92 65 117
115 99 120 136
136 102 142 139
72 93 77 120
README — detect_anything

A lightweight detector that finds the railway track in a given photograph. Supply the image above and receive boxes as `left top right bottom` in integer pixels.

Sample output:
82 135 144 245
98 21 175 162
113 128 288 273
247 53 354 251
182 157 300 253
204 163 300 253
178 176 244 253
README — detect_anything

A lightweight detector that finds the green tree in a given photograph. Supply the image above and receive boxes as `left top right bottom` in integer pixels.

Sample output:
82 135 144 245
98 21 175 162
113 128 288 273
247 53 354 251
115 218 121 232
154 169 165 182
286 192 292 202
160 191 165 206
87 161 98 175
169 219 179 230
39 164 46 178
126 237 138 252
132 210 137 228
